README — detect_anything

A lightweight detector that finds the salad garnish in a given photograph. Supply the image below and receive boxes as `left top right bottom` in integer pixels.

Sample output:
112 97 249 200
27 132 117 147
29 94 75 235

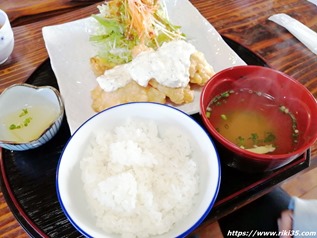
90 0 185 66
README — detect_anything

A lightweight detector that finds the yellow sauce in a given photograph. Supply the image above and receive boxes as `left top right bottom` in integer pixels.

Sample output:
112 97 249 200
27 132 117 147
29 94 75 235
0 105 59 143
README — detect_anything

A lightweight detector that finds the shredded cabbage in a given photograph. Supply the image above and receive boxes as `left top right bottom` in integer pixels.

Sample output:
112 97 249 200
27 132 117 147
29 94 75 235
90 0 185 66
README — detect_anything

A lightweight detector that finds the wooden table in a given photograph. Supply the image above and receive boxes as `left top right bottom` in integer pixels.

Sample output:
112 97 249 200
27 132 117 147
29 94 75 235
1 0 317 237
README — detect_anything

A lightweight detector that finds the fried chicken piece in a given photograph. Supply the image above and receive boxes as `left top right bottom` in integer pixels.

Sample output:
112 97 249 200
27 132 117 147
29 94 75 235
189 51 215 86
146 85 167 103
149 79 194 105
90 48 214 110
90 56 117 76
91 81 166 112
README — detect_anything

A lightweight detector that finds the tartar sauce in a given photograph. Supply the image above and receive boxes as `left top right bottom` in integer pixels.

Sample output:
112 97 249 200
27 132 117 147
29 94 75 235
96 40 196 92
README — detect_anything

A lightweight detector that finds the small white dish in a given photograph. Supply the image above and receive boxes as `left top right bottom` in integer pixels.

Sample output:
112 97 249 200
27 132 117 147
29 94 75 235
57 102 221 238
42 0 246 134
0 84 64 151
0 9 14 64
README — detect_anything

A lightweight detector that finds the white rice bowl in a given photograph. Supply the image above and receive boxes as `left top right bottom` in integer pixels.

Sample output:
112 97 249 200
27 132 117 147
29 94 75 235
56 102 220 238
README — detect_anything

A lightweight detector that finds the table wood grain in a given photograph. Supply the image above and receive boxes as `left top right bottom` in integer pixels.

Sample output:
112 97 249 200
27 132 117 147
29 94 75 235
0 2 102 92
0 0 317 237
1 0 102 23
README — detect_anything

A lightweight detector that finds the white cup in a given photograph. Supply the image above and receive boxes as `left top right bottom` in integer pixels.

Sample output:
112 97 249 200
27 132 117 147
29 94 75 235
0 9 14 64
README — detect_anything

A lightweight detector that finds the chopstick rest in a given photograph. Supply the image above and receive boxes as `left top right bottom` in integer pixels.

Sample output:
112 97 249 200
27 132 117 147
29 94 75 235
269 13 317 55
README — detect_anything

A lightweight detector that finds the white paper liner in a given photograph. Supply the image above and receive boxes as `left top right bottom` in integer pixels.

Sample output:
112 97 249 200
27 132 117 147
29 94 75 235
269 13 317 55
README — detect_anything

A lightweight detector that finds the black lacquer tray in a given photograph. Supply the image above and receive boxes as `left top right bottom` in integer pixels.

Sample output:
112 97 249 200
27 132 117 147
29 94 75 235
0 36 309 238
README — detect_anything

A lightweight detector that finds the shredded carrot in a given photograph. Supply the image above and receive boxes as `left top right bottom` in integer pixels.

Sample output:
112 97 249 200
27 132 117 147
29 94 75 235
127 0 159 43
91 0 184 65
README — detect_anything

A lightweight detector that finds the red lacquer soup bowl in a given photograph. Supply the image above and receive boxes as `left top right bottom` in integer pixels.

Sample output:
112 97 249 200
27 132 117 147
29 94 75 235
200 65 317 172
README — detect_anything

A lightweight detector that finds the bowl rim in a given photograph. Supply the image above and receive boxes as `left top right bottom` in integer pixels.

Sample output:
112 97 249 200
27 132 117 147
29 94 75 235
56 101 221 238
0 83 65 145
200 65 317 161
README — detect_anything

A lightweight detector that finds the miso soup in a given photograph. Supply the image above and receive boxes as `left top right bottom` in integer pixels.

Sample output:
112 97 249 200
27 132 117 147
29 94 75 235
206 89 299 154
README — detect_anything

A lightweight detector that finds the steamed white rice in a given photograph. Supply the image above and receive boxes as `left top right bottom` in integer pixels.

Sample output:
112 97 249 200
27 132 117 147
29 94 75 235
80 118 199 238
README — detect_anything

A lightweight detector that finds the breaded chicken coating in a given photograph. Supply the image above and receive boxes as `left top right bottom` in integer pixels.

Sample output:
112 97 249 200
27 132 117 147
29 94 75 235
90 50 214 112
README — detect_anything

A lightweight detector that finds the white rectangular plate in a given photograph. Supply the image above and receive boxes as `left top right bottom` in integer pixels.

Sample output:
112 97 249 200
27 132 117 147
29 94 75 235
43 0 245 134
